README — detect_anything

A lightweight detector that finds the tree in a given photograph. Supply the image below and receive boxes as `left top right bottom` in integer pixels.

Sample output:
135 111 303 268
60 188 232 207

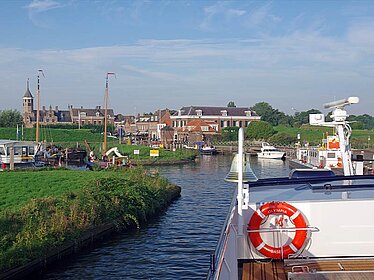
268 132 296 145
293 109 321 127
250 102 292 126
0 110 23 127
245 121 275 140
221 126 239 141
227 101 236 107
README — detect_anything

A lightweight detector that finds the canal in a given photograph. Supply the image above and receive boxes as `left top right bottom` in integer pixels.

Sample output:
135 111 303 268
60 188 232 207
41 155 290 279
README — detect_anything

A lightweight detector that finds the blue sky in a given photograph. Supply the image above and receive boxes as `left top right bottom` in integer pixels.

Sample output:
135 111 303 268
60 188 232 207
0 0 373 116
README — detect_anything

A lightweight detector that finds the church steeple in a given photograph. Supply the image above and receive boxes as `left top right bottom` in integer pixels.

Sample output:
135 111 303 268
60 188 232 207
23 78 34 117
23 78 33 98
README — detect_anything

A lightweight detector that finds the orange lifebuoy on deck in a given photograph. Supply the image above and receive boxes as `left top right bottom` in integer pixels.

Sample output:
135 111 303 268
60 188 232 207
248 201 308 259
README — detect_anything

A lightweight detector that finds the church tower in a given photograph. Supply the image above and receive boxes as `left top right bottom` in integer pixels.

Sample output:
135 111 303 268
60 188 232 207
23 79 34 126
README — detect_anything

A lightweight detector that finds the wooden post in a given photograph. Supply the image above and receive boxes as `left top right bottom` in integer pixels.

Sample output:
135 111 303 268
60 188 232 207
9 147 14 170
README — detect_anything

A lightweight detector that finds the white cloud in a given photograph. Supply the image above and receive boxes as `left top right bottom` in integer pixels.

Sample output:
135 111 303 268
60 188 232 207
25 0 64 27
1 32 373 115
200 2 246 31
26 0 62 13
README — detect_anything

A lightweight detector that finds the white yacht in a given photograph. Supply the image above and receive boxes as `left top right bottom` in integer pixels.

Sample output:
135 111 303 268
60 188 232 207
257 142 286 160
208 97 374 280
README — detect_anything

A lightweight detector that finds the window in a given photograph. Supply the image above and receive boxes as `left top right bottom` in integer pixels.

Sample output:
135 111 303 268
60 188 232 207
327 152 336 158
221 110 227 117
239 121 242 127
196 110 202 116
221 120 224 127
233 120 237 126
0 147 5 155
201 126 209 131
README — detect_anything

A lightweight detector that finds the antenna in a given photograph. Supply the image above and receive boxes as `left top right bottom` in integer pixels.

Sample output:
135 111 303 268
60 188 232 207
323 97 359 110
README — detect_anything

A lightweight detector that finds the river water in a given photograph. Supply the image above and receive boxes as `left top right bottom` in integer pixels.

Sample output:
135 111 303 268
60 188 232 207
41 155 290 280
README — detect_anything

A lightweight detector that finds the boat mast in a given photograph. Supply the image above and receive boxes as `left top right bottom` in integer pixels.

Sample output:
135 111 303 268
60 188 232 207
35 69 44 143
103 72 115 155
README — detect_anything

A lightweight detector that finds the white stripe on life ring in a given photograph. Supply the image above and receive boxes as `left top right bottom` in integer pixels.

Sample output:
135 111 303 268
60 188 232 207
289 243 298 253
256 209 266 219
290 210 300 221
256 241 266 251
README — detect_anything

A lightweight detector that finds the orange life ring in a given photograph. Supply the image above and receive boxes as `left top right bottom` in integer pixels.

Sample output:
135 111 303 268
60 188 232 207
248 201 307 259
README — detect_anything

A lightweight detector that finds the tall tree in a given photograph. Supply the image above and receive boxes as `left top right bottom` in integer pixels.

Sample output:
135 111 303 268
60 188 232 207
0 110 23 127
293 109 321 127
245 121 275 140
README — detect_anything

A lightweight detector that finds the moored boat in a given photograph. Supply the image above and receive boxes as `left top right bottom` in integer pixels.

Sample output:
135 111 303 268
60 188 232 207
0 140 39 169
200 145 218 155
257 142 285 160
208 97 374 280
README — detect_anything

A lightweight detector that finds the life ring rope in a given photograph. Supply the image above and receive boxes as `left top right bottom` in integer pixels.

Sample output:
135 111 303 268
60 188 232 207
248 201 308 259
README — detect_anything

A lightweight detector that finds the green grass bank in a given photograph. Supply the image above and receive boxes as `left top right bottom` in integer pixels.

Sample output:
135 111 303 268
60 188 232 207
0 168 181 275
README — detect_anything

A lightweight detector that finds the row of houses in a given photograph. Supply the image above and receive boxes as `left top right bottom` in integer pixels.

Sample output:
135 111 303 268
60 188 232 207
22 82 260 147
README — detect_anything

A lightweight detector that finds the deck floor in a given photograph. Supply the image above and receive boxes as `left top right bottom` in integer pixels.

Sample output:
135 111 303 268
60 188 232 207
240 258 374 280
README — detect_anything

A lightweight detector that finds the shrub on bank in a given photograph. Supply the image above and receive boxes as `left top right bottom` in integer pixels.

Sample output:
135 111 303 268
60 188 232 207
0 168 180 272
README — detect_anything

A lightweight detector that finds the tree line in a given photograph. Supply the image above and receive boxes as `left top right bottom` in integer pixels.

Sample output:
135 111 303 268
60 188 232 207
1 104 373 130
250 102 374 129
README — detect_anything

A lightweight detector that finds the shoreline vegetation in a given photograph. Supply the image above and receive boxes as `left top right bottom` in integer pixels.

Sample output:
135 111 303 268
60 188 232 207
0 167 181 277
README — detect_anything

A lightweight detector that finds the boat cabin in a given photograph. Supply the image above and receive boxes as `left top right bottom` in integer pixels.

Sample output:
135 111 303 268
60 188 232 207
0 140 38 168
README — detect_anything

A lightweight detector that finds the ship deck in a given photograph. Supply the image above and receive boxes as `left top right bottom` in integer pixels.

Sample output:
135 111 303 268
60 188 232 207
240 258 374 280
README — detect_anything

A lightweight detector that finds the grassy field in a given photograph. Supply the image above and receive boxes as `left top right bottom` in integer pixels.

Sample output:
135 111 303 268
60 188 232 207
274 125 373 148
0 168 180 272
0 169 125 211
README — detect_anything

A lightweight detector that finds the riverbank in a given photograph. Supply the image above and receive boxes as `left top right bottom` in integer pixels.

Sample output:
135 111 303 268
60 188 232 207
0 168 181 279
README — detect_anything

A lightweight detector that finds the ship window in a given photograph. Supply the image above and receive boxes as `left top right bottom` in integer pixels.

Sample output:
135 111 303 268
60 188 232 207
22 147 27 156
0 147 4 155
29 146 34 155
14 147 21 155
327 152 335 158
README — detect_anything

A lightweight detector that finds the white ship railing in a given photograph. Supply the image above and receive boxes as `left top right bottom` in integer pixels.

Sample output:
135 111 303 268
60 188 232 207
206 188 237 280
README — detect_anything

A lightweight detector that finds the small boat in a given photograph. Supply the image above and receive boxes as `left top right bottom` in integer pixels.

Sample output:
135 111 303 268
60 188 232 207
200 145 218 155
0 140 39 169
208 97 374 280
257 142 285 159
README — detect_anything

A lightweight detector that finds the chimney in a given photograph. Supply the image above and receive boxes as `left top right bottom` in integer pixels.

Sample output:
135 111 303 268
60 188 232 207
81 106 83 109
